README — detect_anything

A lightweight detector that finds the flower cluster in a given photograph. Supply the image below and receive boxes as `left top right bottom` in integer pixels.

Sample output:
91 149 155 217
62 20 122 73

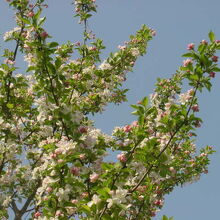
74 0 97 22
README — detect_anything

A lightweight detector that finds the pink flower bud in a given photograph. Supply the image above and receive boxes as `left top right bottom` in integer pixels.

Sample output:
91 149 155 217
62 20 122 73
132 121 138 127
51 153 57 159
201 40 208 45
41 31 49 38
90 173 99 183
123 125 132 132
209 72 216 78
79 154 85 160
82 192 89 198
156 190 161 195
184 150 190 155
70 167 80 176
183 59 193 67
188 132 194 137
46 187 53 193
55 148 63 154
169 167 176 173
5 59 15 65
28 11 35 17
90 46 97 51
78 126 88 133
117 153 127 162
203 169 208 174
151 29 156 36
154 200 163 206
55 210 62 217
71 199 78 204
75 41 81 46
34 212 41 218
212 56 218 62
187 43 194 50
192 104 199 112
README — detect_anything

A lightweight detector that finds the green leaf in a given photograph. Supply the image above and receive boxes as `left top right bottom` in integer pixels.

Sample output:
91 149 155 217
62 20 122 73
138 106 145 114
138 115 144 125
212 67 220 72
182 52 195 58
131 110 138 115
48 42 59 48
38 16 46 26
141 96 148 107
162 215 169 220
34 9 42 20
189 74 199 81
200 54 210 66
198 44 206 54
204 80 212 92
97 187 110 198
26 66 36 72
102 214 113 220
102 163 114 170
130 104 139 110
208 31 215 42
6 103 14 109
81 205 91 213
20 17 31 25
47 62 56 74
55 58 62 69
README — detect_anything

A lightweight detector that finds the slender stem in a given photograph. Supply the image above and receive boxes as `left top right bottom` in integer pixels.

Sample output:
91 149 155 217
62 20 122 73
129 81 200 194
68 10 88 104
99 80 200 218
133 200 145 220
41 50 71 140
98 138 143 219
0 152 6 175
6 24 24 105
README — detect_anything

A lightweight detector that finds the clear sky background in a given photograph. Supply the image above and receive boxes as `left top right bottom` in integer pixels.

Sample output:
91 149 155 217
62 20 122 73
1 0 220 219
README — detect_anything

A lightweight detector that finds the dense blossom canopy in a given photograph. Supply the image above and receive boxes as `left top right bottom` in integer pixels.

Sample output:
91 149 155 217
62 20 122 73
0 0 220 220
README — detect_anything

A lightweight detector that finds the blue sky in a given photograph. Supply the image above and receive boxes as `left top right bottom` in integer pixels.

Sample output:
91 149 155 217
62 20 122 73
1 0 220 219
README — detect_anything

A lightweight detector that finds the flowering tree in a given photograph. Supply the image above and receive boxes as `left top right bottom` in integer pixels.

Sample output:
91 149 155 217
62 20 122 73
0 0 220 220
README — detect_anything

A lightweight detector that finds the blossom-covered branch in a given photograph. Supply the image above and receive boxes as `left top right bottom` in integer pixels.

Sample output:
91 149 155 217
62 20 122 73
0 0 219 220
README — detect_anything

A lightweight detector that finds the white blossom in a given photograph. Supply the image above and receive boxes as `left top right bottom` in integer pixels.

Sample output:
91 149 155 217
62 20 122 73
107 188 128 208
178 89 194 105
3 27 21 41
130 47 140 57
99 60 112 70
87 194 101 207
